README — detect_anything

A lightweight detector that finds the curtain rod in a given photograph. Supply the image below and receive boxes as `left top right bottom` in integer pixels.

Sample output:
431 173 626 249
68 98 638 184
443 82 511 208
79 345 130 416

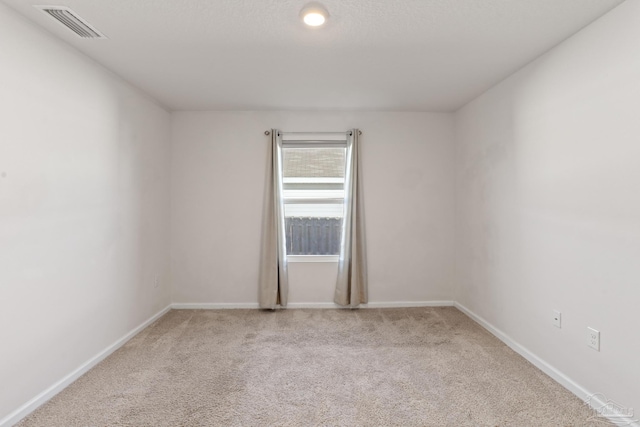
264 130 362 136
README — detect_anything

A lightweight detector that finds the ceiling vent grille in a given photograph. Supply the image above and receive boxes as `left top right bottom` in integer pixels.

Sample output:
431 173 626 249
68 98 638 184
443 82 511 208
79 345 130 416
35 6 107 39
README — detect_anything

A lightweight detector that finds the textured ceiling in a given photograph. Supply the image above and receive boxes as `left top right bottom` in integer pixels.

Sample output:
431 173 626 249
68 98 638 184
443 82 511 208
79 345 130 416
2 0 625 111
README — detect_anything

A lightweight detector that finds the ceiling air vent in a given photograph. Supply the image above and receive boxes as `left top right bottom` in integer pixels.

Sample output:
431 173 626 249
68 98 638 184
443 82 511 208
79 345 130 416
35 6 107 39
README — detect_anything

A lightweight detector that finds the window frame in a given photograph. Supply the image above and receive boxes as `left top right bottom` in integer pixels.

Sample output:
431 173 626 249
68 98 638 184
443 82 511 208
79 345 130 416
277 131 349 262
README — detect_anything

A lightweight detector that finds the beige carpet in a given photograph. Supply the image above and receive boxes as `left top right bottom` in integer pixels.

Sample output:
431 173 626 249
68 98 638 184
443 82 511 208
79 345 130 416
17 308 609 426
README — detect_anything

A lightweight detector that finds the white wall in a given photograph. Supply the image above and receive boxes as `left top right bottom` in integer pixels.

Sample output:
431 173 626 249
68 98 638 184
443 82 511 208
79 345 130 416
455 0 639 416
171 111 455 305
0 4 171 422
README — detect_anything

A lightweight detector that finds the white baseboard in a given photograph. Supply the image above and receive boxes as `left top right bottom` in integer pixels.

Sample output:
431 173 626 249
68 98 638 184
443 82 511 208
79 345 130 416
454 302 639 427
0 304 172 427
287 302 339 308
172 300 455 310
171 302 261 309
285 301 455 309
364 300 454 308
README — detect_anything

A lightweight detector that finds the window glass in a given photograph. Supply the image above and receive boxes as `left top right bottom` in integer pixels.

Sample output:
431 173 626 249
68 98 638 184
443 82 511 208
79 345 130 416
281 146 346 255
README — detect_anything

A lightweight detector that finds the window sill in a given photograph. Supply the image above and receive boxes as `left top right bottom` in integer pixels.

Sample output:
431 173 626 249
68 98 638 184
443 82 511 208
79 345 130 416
287 255 339 263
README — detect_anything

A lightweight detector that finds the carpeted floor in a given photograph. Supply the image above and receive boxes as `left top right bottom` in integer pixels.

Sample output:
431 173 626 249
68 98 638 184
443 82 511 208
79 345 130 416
17 308 609 426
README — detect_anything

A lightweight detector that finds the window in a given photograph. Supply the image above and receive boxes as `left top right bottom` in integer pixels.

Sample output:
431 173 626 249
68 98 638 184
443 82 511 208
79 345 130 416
278 133 348 258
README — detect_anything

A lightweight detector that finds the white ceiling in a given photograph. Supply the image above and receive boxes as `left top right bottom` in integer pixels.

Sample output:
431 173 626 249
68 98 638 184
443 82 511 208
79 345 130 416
3 0 625 111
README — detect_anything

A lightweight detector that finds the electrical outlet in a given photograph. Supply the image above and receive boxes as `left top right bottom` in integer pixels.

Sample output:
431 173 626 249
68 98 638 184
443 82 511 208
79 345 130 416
552 310 562 328
587 327 600 351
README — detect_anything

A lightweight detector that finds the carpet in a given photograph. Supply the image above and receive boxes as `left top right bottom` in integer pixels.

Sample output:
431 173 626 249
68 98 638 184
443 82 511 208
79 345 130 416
16 308 609 426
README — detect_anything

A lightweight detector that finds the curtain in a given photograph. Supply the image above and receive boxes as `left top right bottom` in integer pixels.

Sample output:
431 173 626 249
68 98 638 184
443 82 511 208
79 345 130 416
258 129 288 309
334 129 368 307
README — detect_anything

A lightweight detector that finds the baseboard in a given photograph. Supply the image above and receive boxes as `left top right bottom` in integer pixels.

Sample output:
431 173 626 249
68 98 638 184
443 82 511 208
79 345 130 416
285 301 454 308
171 302 261 309
171 301 455 310
364 300 454 308
454 302 639 427
287 302 340 308
0 304 172 427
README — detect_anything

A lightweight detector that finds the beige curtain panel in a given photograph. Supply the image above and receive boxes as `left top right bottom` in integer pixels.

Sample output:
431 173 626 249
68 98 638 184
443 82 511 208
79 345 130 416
258 130 288 309
334 129 368 307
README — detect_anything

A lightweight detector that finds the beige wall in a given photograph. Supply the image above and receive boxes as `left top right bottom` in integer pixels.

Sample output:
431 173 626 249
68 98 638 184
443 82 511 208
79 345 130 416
454 0 640 416
170 111 456 305
0 4 171 421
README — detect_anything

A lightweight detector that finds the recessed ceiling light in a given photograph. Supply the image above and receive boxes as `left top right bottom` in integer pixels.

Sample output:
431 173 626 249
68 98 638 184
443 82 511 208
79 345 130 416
300 2 329 27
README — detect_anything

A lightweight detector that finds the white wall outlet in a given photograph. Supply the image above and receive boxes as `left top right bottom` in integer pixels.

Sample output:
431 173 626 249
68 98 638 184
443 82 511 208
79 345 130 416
587 327 600 351
552 310 562 328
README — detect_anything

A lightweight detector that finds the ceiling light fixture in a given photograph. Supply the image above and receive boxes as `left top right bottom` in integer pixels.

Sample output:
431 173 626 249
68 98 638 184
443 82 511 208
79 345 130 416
300 2 329 27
